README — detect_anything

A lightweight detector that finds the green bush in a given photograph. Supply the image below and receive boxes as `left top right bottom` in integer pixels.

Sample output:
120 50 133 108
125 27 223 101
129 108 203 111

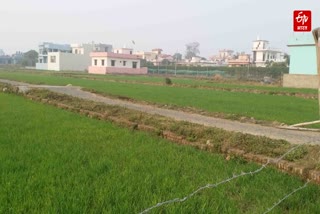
165 77 172 85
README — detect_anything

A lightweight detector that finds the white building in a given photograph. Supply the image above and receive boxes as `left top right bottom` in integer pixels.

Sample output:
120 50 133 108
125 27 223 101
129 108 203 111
36 43 71 70
134 51 158 61
219 49 234 60
113 48 133 55
252 38 285 67
88 50 148 75
134 48 176 66
188 57 219 67
36 42 112 71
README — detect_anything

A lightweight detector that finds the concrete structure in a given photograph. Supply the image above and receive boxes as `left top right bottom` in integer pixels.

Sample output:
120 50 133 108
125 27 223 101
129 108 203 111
134 48 175 66
185 57 218 67
152 49 163 55
134 48 172 66
36 43 72 70
12 51 24 64
88 52 147 75
0 50 25 65
228 54 251 67
283 74 318 89
93 44 113 52
198 60 219 67
209 49 235 66
283 33 318 89
287 34 317 75
190 56 202 63
219 49 234 60
0 49 11 64
148 49 173 66
0 55 12 64
36 42 112 71
134 51 157 61
252 38 286 67
114 48 133 55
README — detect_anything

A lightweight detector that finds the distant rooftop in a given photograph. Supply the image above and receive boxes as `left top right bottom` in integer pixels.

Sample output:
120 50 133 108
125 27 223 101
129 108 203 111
90 52 141 60
0 49 5 56
288 33 315 46
39 42 71 51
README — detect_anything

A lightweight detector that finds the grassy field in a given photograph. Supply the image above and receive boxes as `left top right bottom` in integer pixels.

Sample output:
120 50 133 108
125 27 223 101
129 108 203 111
1 69 317 94
64 72 317 94
1 92 320 213
0 70 318 125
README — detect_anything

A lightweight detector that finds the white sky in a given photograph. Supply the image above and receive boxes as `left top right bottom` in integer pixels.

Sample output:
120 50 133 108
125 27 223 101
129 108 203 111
0 0 319 57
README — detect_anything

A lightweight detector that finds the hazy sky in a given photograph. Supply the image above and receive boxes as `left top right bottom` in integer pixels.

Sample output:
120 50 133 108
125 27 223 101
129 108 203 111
1 0 319 57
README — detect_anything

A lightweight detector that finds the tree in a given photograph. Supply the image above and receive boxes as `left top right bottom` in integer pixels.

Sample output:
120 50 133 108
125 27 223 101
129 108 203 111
284 53 290 66
185 42 200 60
265 60 274 68
271 62 287 68
140 59 154 67
233 52 240 60
22 50 38 67
161 59 171 66
173 53 182 61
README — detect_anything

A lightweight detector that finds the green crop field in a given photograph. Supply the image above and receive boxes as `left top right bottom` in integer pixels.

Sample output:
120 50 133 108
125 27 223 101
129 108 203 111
1 92 320 213
0 70 318 125
64 73 317 94
0 70 317 94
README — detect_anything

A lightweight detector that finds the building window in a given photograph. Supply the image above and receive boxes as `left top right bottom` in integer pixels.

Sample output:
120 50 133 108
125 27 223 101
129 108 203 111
94 59 97 66
130 51 132 55
123 61 127 66
75 49 78 54
132 61 137 69
101 60 105 66
50 56 56 63
111 60 116 66
39 59 43 63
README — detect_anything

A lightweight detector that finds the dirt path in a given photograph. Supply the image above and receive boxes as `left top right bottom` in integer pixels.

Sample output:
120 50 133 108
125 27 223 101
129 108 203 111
1 79 320 145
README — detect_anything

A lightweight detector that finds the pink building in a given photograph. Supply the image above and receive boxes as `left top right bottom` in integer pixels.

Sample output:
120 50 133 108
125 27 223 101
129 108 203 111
88 52 148 75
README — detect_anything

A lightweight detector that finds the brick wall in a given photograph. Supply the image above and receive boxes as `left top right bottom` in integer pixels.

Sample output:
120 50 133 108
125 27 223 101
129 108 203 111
283 74 319 89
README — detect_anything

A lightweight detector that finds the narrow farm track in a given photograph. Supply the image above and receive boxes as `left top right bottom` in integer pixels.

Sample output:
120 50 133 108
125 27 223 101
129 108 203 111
1 79 320 145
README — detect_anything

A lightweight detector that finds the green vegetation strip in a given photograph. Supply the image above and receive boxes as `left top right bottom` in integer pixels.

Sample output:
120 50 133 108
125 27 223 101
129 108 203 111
22 88 319 168
1 92 320 213
0 70 318 125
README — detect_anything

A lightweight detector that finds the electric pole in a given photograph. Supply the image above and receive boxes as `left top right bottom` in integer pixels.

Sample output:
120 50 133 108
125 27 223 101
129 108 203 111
312 28 320 117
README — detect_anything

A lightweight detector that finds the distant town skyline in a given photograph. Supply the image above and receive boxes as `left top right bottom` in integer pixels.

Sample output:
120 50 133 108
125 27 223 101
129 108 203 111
1 0 319 57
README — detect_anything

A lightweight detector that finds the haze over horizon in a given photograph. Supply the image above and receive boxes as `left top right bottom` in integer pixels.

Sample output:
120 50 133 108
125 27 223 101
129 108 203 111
1 0 319 57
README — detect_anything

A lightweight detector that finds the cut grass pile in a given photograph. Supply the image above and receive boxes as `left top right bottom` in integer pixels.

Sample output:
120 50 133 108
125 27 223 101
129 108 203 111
1 92 320 213
0 70 318 125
